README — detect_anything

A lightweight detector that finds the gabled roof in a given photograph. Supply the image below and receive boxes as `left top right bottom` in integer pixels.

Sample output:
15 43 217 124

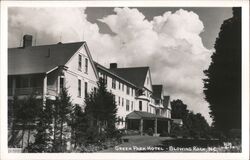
8 42 84 75
110 67 149 88
94 62 137 88
152 85 163 99
126 111 171 121
163 96 170 109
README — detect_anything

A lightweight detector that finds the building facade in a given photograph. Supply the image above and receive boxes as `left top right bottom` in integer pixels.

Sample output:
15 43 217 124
8 35 172 136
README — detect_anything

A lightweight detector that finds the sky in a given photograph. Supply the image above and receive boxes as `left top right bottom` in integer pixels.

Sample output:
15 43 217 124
8 7 233 124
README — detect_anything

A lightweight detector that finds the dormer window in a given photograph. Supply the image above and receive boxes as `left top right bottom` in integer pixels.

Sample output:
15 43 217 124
78 55 82 71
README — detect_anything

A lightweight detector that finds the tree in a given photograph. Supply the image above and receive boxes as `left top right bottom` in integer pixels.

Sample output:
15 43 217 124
171 99 210 138
70 104 88 149
26 99 54 152
203 8 241 133
84 78 117 139
9 95 41 148
52 87 73 152
171 99 189 120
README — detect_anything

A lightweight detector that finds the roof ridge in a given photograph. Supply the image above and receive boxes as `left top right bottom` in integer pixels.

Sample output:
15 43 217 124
111 66 149 70
8 41 85 49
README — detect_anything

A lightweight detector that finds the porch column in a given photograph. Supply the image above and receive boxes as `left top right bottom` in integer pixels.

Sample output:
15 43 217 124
140 118 143 136
12 77 16 96
125 118 128 130
154 118 158 135
43 74 47 104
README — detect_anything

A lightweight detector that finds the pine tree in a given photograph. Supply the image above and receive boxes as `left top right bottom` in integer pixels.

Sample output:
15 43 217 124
52 87 73 152
27 99 54 152
70 104 88 149
85 78 117 139
203 8 241 133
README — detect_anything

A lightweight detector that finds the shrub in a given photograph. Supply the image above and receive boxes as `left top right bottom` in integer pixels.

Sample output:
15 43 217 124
160 131 170 137
146 128 153 136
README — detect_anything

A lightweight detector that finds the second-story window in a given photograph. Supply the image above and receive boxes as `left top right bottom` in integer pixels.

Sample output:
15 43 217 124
139 101 142 111
85 82 88 97
78 55 82 71
122 98 124 106
85 58 88 73
59 77 64 93
118 97 120 105
118 82 120 90
131 101 133 111
122 83 124 91
112 78 116 89
126 100 129 111
78 79 81 97
126 86 130 95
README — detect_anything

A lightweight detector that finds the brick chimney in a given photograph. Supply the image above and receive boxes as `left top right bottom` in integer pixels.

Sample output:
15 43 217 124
110 63 117 69
23 35 33 47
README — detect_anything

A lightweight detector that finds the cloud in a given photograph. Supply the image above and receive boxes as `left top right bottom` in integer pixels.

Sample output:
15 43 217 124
8 7 212 124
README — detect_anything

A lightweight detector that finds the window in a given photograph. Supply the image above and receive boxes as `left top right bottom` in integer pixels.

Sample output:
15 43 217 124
78 55 82 71
139 101 142 111
118 82 121 90
122 98 124 106
126 100 129 111
131 89 133 96
112 78 116 89
131 101 133 110
78 79 81 97
126 86 130 95
118 97 120 105
59 77 64 93
85 58 88 73
122 84 124 91
85 82 88 97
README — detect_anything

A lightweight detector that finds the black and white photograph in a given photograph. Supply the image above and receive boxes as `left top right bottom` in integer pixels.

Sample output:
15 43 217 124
0 0 249 160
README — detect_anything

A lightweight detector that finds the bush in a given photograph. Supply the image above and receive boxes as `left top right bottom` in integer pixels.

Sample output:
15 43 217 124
85 126 100 144
146 128 153 136
160 131 170 137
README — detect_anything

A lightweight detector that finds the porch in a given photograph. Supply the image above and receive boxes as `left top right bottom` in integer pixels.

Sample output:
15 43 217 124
126 111 171 136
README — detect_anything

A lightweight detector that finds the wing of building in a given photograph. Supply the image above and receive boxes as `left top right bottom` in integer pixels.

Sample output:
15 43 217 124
8 35 98 106
8 35 172 135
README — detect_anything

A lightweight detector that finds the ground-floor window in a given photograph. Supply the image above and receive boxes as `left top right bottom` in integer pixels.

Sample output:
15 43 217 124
126 99 130 111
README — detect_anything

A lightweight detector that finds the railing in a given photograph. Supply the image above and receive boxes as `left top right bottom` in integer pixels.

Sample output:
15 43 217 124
8 87 58 97
47 87 58 96
14 87 43 95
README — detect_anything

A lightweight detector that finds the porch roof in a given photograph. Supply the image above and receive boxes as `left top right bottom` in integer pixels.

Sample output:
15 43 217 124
126 111 171 121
